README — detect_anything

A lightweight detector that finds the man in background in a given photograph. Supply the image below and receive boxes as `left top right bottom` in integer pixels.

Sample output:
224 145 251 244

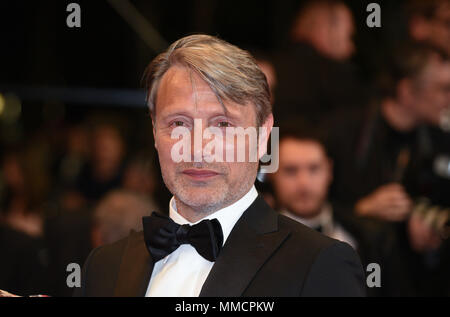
270 124 357 249
327 43 450 296
407 0 450 57
273 0 367 124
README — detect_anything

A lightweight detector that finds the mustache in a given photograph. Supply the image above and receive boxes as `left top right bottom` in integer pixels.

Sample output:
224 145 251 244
176 162 229 174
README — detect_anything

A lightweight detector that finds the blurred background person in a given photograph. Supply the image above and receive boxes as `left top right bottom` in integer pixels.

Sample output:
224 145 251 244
43 122 127 296
54 124 90 189
51 124 90 213
407 0 450 57
268 122 411 296
44 148 160 296
75 124 126 203
122 152 157 199
0 223 48 296
272 0 369 124
91 190 155 247
327 43 450 296
0 149 46 238
270 123 357 249
0 148 49 295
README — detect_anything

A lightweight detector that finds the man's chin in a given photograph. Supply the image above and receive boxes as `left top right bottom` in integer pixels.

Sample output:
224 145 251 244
290 204 321 218
174 185 228 210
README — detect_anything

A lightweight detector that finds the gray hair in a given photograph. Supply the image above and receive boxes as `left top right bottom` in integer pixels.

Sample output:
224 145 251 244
143 34 272 126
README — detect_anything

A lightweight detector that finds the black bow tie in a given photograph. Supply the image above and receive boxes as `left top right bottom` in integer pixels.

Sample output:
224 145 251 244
142 212 224 262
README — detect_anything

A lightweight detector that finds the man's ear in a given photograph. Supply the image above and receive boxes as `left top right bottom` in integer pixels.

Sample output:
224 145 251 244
258 113 274 160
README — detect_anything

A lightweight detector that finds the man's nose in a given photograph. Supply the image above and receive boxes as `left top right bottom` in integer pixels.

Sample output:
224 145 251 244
296 170 312 187
191 119 216 163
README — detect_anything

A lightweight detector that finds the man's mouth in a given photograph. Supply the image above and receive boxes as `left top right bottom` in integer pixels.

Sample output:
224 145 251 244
182 169 220 180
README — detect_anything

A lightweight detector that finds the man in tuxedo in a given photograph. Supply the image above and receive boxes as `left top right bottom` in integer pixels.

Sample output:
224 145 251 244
74 34 365 297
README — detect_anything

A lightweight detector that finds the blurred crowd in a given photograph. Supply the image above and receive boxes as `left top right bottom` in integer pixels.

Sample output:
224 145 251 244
1 0 449 296
0 120 164 295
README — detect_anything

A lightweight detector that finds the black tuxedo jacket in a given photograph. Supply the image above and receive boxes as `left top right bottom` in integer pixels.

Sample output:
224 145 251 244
74 195 366 297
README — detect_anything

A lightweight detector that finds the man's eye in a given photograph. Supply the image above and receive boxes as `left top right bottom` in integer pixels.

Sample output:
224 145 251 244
217 121 232 128
283 167 297 176
309 165 321 174
171 121 185 127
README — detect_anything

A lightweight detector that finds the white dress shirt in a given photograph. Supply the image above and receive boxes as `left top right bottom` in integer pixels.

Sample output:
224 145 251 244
145 186 258 297
281 203 358 250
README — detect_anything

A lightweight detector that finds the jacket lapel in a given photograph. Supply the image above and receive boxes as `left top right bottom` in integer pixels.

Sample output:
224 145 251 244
114 230 154 297
199 195 291 297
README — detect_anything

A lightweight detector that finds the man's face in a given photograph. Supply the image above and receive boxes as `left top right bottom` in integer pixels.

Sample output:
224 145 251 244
272 138 332 218
152 66 271 213
410 56 450 126
328 5 355 60
92 126 124 171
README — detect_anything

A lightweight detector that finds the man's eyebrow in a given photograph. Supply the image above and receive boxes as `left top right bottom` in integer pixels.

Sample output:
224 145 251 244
158 111 192 120
159 108 242 120
209 112 240 121
283 164 299 170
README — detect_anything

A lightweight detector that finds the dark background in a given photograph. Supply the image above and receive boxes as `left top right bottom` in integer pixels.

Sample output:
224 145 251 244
0 0 406 89
0 0 409 142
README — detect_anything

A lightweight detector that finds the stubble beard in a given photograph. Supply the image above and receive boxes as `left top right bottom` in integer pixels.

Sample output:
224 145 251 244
161 162 257 216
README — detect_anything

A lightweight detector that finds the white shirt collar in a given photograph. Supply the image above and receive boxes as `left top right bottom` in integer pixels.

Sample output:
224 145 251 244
169 185 258 244
281 203 333 230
